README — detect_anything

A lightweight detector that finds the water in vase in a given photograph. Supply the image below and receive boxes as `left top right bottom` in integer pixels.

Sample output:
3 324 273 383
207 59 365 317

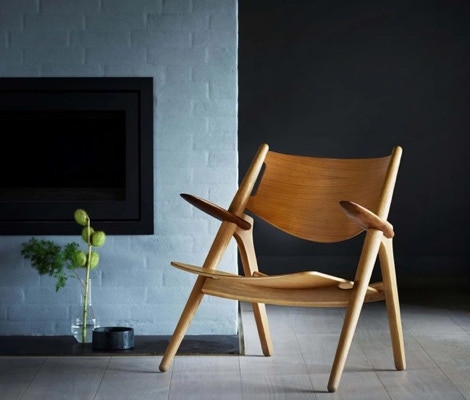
71 317 97 343
72 278 97 343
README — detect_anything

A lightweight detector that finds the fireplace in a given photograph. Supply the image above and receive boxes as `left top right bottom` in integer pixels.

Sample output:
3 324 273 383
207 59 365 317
0 77 154 235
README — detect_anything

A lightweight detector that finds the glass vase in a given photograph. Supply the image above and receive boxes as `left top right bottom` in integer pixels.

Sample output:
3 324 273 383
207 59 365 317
71 279 97 343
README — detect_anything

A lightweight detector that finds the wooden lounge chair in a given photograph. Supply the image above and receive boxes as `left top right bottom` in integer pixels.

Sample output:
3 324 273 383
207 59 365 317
159 143 406 392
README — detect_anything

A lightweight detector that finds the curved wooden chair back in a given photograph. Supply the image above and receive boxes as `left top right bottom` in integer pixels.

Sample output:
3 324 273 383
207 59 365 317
246 150 396 243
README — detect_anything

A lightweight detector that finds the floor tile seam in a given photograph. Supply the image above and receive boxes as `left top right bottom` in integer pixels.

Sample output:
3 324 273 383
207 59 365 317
448 314 470 334
235 355 245 400
429 360 469 400
92 356 112 400
403 316 468 336
304 374 320 400
412 332 470 341
408 331 468 398
294 329 326 395
375 370 403 400
167 355 184 400
17 356 47 400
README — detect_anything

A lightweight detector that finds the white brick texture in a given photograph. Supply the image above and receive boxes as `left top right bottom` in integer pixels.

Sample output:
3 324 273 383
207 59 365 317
0 0 239 336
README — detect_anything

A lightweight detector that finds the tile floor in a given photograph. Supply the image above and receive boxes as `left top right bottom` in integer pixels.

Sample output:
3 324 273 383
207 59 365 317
1 288 469 399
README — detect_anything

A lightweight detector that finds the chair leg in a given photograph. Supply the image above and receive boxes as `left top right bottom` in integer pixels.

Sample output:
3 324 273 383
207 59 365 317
234 221 273 356
251 302 273 356
327 231 382 392
327 291 366 392
160 219 240 372
159 276 206 372
379 238 406 370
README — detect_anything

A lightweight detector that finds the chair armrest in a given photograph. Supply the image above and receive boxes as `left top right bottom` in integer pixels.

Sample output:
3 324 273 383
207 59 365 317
339 200 394 238
181 193 251 230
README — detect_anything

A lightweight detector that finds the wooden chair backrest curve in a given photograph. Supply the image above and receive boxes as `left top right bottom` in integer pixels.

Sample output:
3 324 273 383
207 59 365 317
245 146 402 243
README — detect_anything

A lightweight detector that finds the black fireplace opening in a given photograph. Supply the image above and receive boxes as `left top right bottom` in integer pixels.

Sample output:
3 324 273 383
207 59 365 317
0 77 154 235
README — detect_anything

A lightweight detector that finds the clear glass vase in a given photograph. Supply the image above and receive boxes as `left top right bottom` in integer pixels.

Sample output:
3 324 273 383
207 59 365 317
71 279 98 343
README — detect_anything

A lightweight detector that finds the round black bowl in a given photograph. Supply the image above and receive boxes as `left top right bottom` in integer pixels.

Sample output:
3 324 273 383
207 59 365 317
92 326 134 350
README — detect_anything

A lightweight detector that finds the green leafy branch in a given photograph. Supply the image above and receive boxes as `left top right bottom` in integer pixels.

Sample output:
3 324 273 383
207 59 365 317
21 209 106 343
20 239 81 292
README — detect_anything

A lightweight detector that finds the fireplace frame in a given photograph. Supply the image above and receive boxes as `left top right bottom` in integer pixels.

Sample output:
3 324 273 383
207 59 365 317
0 77 154 235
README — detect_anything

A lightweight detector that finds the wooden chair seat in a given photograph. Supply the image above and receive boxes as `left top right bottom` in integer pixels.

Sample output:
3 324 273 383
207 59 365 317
171 261 384 306
202 279 385 307
172 261 379 290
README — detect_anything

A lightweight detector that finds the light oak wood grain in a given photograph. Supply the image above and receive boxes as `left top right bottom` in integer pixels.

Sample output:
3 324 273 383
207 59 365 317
159 143 405 393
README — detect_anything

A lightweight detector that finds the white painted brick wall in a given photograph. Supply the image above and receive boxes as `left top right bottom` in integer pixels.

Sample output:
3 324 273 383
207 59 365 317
0 0 239 336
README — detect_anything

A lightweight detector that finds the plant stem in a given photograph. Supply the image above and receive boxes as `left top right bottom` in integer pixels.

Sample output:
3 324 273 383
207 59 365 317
81 218 92 343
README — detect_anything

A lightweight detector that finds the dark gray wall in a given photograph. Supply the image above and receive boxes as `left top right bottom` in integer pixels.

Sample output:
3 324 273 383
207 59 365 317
238 0 469 287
